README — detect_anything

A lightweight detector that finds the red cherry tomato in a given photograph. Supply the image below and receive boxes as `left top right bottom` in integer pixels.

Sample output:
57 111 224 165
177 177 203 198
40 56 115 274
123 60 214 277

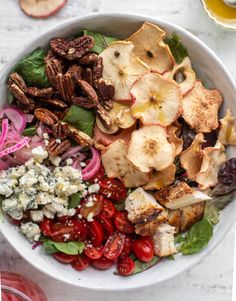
117 257 135 276
51 220 88 242
101 198 116 218
89 220 104 247
80 194 104 219
40 218 53 237
10 218 22 226
84 245 103 260
120 236 132 258
103 232 126 260
71 255 89 271
69 220 88 241
53 253 77 264
97 215 114 237
91 256 114 270
99 178 127 201
114 211 134 234
57 215 73 222
88 164 105 183
132 237 154 263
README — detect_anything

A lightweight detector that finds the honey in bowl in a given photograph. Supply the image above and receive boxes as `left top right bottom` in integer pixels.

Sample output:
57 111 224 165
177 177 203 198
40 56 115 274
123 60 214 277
203 0 236 24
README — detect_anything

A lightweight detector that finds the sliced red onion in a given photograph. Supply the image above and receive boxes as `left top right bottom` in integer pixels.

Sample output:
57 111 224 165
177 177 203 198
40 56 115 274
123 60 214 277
0 107 26 133
0 159 10 170
82 147 101 181
61 145 83 161
0 137 30 158
0 119 9 150
25 114 34 123
37 122 52 137
32 241 42 250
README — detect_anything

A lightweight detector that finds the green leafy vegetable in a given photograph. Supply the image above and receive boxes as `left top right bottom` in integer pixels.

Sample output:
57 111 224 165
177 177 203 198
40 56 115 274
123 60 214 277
63 105 95 137
43 240 85 255
164 33 188 64
23 126 37 137
178 219 213 255
81 30 118 54
133 256 160 275
14 48 50 88
174 233 186 244
7 90 14 104
69 192 82 209
204 193 234 225
166 254 175 260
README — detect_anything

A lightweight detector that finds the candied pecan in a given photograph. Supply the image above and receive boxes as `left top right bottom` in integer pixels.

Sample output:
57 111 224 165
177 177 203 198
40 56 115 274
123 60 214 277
27 87 54 98
82 67 93 86
45 58 63 88
47 138 71 156
93 56 103 87
78 53 98 65
52 121 70 139
50 36 95 61
100 99 113 111
9 72 27 93
67 64 83 81
56 73 75 103
95 104 112 128
96 78 115 100
76 79 98 105
72 96 97 109
16 100 35 114
39 98 68 110
68 125 93 146
34 108 58 126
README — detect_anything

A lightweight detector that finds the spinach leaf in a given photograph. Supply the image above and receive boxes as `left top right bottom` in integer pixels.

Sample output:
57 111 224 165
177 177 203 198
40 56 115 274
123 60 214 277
23 126 37 137
43 240 85 255
204 193 234 225
81 30 118 54
14 48 50 88
166 254 175 260
178 218 213 255
7 90 14 104
133 256 160 275
69 192 82 209
164 33 188 64
63 105 95 137
174 233 186 244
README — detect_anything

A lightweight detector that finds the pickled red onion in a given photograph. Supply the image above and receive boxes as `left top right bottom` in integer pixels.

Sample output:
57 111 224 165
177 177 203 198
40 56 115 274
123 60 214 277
61 145 83 161
0 119 9 150
0 107 26 133
0 137 30 158
82 147 101 181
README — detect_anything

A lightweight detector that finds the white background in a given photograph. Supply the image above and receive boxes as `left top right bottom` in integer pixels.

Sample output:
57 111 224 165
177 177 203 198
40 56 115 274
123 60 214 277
0 0 235 300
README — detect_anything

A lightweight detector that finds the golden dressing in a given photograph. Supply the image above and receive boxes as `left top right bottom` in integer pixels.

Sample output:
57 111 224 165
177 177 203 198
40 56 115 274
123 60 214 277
204 0 236 20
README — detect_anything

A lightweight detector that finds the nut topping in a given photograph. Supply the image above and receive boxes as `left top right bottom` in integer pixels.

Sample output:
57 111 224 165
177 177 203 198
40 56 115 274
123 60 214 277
76 79 98 106
39 98 68 110
67 64 83 81
97 78 115 100
9 72 27 93
27 87 54 98
50 36 95 61
45 58 63 88
78 53 98 65
93 56 103 87
56 73 75 103
47 138 71 156
34 108 59 125
68 125 93 146
82 67 93 86
95 104 112 128
52 122 70 139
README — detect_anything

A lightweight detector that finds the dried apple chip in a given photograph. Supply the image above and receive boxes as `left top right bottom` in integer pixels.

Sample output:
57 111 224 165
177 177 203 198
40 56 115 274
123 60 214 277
164 57 196 96
180 133 205 181
101 139 149 188
182 81 223 133
167 125 183 156
128 22 174 73
196 140 227 189
99 41 149 102
218 109 236 146
127 125 175 173
130 73 181 126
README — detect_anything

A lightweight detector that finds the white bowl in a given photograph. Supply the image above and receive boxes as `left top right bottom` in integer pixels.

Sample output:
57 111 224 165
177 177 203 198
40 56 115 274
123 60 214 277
0 13 236 291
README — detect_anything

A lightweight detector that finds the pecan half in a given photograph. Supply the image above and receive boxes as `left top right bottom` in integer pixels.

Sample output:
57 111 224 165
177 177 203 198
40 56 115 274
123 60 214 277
78 53 98 65
45 58 63 88
72 96 97 109
52 122 70 139
56 73 75 103
34 108 58 126
76 79 98 105
27 87 54 98
100 99 113 111
9 72 27 93
96 78 115 100
95 104 112 128
93 57 103 87
47 138 71 156
67 64 83 81
68 125 93 146
50 36 95 61
82 68 93 86
39 98 68 110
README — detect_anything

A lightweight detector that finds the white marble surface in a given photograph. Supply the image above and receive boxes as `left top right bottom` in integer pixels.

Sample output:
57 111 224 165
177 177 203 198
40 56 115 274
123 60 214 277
0 0 235 300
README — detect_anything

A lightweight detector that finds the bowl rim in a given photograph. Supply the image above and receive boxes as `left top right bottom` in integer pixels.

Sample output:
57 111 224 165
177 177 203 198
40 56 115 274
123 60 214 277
0 12 236 291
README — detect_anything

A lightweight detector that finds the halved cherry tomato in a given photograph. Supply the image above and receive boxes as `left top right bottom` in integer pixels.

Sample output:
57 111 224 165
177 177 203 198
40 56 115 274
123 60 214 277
99 178 127 201
51 220 88 242
132 237 154 263
84 245 103 260
114 211 134 234
80 194 104 219
97 215 114 237
57 215 73 222
117 257 135 276
89 220 104 247
91 256 114 270
53 253 77 264
101 198 116 218
40 218 53 237
71 255 89 271
10 218 22 226
103 232 126 260
70 220 88 241
88 164 105 183
120 236 132 258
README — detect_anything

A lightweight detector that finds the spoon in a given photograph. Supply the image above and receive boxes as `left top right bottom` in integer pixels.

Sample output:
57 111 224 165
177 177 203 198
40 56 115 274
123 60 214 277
223 0 236 7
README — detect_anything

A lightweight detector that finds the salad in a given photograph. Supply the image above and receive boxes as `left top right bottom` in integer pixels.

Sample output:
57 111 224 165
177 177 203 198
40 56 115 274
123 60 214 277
0 22 236 276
